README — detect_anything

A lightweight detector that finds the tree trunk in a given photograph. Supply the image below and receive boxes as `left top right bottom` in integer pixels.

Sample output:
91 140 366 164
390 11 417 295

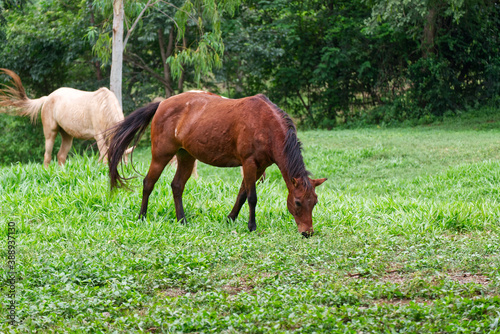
110 0 124 108
422 6 438 58
177 34 187 93
296 89 317 127
88 4 103 81
158 27 175 97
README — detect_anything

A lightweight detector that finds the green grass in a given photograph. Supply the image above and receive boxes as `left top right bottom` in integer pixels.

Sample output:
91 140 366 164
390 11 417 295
1 120 500 333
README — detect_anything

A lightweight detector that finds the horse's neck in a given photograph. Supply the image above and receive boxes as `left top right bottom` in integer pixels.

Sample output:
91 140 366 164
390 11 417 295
265 107 304 189
278 166 294 191
272 139 295 190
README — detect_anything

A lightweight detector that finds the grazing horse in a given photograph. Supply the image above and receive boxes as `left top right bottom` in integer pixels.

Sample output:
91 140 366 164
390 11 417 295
0 68 131 166
154 94 253 181
107 91 326 237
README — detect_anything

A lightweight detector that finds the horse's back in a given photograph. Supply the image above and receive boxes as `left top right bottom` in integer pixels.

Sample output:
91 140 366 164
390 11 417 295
153 91 281 167
45 87 123 139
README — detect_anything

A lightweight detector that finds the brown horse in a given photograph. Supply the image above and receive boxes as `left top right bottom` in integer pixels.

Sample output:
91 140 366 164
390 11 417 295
0 69 131 166
107 91 326 236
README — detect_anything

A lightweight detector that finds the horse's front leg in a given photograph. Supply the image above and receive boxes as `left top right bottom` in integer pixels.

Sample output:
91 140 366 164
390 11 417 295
228 181 247 221
171 151 197 224
241 162 268 232
95 133 108 163
228 167 266 228
247 182 258 232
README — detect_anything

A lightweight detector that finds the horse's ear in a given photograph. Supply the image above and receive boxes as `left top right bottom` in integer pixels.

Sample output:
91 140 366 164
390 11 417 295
292 178 299 188
311 178 327 188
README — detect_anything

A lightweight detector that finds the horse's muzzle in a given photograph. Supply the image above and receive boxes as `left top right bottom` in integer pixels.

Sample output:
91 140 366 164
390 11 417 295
301 231 314 238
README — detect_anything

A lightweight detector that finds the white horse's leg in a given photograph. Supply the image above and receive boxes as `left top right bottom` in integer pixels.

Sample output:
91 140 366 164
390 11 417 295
192 160 199 179
43 130 57 167
41 103 59 167
168 156 198 179
122 147 134 164
240 166 265 182
95 133 108 163
42 121 59 168
168 155 178 167
56 129 74 165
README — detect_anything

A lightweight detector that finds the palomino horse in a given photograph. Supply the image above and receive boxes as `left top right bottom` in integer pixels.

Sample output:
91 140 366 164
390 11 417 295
0 69 131 166
107 91 326 237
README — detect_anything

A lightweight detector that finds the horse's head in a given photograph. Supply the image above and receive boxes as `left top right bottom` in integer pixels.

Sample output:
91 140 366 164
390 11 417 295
287 177 327 237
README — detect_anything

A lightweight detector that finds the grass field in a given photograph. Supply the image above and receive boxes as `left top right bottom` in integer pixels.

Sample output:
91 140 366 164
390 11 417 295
1 117 500 332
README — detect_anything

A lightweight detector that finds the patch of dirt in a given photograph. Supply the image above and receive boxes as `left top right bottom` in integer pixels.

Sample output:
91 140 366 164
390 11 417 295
222 271 279 296
448 273 490 285
221 284 252 295
347 269 410 282
373 297 433 307
160 288 187 297
380 271 408 284
222 274 256 296
348 270 491 288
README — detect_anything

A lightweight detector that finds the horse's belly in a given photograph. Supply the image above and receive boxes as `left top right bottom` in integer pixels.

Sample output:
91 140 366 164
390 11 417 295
57 118 95 139
185 144 241 167
196 155 241 168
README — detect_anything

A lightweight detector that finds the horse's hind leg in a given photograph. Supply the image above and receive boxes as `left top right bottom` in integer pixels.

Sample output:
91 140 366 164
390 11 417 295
171 150 196 224
56 129 73 166
140 154 174 219
42 127 58 168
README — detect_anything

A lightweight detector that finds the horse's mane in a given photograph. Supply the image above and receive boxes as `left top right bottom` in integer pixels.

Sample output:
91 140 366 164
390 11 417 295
258 95 312 182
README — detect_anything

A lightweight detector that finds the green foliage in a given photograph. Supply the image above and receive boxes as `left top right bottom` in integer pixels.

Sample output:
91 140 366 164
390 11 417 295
0 0 93 96
90 0 241 90
166 29 225 85
168 0 241 85
0 114 45 164
0 0 498 140
1 121 500 331
362 0 500 120
221 0 499 126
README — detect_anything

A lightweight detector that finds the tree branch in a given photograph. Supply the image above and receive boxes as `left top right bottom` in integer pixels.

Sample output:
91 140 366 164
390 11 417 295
124 0 159 48
158 27 175 97
124 52 171 88
296 89 317 127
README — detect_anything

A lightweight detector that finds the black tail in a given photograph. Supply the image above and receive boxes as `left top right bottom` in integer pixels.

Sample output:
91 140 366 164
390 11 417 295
108 101 161 189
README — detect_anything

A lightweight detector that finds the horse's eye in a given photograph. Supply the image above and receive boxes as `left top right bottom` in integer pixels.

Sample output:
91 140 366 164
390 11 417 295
295 200 301 207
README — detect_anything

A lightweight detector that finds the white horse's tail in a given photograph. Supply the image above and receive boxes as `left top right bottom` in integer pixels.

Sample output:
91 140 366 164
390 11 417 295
0 68 47 124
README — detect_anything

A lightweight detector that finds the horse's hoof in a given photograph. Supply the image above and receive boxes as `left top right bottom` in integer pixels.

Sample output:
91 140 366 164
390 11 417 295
301 231 313 238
